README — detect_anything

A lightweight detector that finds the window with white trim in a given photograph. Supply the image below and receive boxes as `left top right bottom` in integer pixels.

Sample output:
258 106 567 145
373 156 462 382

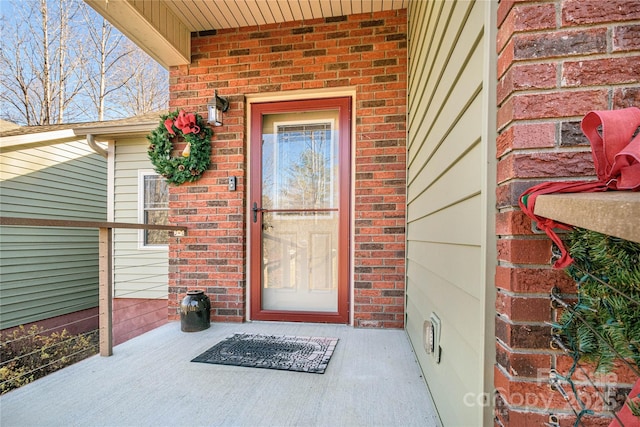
139 172 169 247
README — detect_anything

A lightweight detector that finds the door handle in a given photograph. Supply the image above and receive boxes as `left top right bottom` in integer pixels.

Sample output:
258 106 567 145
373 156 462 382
252 202 264 223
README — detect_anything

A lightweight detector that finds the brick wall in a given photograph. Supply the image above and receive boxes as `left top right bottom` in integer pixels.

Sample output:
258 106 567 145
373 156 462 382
167 9 407 328
113 299 167 346
496 0 639 425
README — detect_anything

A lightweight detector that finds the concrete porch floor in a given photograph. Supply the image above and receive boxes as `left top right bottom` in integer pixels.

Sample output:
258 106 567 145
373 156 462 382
0 321 441 427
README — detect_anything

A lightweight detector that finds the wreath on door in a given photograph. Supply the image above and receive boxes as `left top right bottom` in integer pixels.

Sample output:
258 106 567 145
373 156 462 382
147 110 213 185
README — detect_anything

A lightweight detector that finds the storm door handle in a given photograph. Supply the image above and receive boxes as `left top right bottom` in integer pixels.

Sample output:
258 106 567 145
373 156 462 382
252 202 264 223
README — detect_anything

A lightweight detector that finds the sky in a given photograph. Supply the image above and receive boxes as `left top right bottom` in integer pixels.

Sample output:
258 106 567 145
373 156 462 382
0 0 168 125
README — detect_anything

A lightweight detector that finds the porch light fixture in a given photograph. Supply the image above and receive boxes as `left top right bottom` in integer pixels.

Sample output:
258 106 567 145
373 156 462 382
207 90 229 126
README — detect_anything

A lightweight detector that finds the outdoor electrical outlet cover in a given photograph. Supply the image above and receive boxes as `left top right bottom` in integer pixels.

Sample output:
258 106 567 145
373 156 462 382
430 312 442 363
423 320 434 354
423 313 442 363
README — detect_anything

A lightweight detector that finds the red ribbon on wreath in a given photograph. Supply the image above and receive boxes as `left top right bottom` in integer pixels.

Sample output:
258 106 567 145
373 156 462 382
519 107 640 268
164 110 200 136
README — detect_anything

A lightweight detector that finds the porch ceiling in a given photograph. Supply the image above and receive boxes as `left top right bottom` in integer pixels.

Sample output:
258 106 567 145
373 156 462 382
167 0 408 32
84 0 408 68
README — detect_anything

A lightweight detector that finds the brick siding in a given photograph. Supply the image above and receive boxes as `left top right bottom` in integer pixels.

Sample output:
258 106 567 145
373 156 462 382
496 0 639 425
167 9 407 328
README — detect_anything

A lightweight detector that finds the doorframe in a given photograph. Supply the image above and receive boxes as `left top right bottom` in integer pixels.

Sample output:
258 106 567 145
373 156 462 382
245 88 356 324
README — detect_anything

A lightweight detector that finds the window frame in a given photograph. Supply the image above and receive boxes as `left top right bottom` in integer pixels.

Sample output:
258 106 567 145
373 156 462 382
137 170 169 250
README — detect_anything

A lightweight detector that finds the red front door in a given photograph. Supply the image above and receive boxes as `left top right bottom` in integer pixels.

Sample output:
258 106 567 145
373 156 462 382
249 97 351 323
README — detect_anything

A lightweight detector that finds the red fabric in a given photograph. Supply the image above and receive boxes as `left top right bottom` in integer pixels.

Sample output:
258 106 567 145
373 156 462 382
174 110 200 135
582 108 640 190
609 378 640 427
164 110 201 136
519 107 640 268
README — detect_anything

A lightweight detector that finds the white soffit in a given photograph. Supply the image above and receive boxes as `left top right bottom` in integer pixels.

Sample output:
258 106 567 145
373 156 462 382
166 0 407 32
85 0 407 67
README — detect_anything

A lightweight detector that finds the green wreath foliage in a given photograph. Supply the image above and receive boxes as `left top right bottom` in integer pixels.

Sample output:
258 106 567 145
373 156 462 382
147 110 212 185
557 228 640 373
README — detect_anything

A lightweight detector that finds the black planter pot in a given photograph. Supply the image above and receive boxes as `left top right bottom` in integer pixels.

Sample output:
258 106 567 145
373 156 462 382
180 290 211 332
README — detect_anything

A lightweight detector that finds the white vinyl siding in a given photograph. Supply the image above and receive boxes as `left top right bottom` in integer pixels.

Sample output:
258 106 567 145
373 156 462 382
0 139 106 329
405 1 496 426
113 138 168 299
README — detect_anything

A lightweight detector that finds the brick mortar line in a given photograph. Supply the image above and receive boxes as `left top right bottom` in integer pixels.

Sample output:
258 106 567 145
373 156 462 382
497 20 609 42
498 145 595 156
497 234 560 241
497 83 637 108
495 259 558 269
497 288 552 299
497 19 640 54
497 52 640 79
496 313 555 328
497 80 640 101
497 341 564 357
495 176 597 185
495 116 603 129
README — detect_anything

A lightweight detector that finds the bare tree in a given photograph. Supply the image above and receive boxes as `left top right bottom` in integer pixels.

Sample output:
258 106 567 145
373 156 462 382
0 0 167 125
112 40 168 117
56 0 76 123
79 4 133 121
0 22 33 125
0 0 84 125
41 0 51 124
282 126 333 210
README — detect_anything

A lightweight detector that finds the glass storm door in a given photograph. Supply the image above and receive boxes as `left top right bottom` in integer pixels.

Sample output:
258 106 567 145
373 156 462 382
250 97 351 323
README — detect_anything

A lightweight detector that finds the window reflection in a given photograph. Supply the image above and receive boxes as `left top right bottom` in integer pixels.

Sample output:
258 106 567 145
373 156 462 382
143 174 169 245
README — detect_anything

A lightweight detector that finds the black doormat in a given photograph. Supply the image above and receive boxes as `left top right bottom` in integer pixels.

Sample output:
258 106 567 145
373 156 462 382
191 333 339 374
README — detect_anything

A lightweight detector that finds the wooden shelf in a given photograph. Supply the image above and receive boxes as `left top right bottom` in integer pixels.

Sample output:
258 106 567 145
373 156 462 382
534 192 640 244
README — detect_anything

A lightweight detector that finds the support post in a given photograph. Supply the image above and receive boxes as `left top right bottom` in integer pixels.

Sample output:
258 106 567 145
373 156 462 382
98 227 113 356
